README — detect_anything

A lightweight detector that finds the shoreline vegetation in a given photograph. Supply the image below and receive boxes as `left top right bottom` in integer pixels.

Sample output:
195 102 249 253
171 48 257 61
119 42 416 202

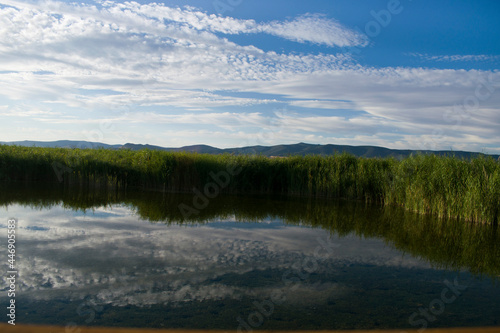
0 144 499 225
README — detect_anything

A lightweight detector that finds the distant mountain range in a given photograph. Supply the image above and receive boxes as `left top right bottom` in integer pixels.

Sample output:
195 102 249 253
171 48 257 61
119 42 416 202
1 140 499 160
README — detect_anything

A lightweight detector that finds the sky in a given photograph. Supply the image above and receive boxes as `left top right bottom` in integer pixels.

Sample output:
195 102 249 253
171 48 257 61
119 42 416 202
0 0 499 153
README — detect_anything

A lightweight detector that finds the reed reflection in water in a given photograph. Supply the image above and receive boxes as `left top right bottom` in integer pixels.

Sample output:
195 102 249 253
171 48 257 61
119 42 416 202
0 183 498 330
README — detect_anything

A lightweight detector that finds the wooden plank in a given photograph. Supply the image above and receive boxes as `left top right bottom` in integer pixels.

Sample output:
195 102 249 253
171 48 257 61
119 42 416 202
1 324 500 333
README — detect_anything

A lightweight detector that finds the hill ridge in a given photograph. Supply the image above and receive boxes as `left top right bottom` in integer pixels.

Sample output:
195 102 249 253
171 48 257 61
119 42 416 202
1 140 498 160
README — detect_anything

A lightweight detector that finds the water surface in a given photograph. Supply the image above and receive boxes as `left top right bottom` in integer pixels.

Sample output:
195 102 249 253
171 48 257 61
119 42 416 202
0 184 499 330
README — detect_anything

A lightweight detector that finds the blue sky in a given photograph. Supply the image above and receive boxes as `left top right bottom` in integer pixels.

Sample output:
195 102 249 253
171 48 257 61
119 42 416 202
0 0 499 152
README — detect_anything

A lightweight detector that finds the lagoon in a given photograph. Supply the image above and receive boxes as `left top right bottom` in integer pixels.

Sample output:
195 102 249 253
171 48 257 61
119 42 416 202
0 184 499 330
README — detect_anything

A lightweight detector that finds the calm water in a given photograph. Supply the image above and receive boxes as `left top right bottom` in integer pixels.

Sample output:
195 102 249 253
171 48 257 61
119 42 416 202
0 184 499 330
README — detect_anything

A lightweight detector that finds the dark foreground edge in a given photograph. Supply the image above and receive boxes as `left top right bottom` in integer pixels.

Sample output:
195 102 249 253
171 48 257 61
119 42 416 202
1 324 500 333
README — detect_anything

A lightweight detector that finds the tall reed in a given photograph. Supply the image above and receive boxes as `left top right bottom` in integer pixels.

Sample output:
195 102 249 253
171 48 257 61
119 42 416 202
0 145 498 224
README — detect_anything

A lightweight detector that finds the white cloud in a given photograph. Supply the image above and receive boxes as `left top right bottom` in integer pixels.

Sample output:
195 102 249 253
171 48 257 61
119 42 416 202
262 14 368 47
408 53 500 63
288 99 357 110
2 105 59 117
0 0 354 110
242 68 500 141
0 0 498 152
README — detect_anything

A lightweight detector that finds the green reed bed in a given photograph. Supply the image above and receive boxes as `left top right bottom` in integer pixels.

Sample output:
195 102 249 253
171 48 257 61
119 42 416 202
385 154 500 224
0 144 498 224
